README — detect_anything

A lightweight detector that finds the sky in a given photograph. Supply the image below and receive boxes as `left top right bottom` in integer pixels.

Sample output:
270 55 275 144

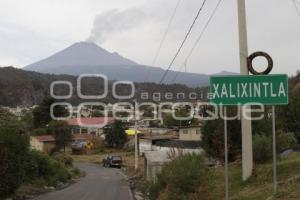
0 0 299 75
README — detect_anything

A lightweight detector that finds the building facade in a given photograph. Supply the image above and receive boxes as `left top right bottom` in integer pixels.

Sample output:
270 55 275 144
179 126 202 141
30 135 56 154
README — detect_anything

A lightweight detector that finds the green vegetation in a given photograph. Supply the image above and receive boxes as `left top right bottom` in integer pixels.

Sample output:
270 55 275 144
276 130 297 152
32 97 69 128
48 120 72 152
0 129 29 196
253 134 272 163
146 152 300 200
23 151 73 186
149 154 211 200
210 152 300 200
277 73 300 142
0 104 78 198
104 120 128 148
0 128 78 198
202 109 241 161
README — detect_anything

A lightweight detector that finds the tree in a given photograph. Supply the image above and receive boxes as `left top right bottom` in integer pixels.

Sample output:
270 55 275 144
0 107 26 134
277 91 300 142
104 121 127 148
19 109 34 133
32 97 68 128
0 128 29 197
48 121 72 152
201 107 242 162
163 107 197 128
253 134 272 163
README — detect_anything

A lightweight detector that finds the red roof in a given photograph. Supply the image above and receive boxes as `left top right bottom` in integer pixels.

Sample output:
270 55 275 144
32 135 55 142
66 117 115 127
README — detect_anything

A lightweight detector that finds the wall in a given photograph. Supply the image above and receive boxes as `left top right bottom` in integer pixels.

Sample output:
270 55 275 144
30 137 55 154
43 142 56 154
30 137 43 151
179 127 202 141
139 139 152 154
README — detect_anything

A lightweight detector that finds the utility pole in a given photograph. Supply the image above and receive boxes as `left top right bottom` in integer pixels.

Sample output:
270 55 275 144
237 0 253 180
134 100 139 171
134 119 138 171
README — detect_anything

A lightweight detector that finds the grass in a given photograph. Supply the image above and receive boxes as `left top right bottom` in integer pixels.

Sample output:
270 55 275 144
210 152 300 200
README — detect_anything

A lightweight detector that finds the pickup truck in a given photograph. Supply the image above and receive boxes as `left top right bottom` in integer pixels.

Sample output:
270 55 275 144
102 156 122 168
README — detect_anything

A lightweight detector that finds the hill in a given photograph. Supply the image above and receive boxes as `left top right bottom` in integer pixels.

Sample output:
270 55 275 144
0 67 204 107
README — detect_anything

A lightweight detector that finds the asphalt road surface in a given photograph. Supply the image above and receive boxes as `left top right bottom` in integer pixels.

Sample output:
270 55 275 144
34 163 133 200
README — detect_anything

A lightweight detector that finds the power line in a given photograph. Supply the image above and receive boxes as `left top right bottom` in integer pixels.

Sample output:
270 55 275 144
145 0 182 82
172 0 223 83
157 0 208 85
152 0 182 66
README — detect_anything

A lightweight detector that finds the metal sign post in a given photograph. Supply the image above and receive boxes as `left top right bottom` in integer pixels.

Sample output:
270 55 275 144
224 106 229 200
272 106 277 193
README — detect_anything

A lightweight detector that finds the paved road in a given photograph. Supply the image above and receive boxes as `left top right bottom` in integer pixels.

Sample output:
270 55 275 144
34 163 133 200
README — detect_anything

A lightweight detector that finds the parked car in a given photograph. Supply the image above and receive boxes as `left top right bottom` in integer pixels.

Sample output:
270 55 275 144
102 155 123 168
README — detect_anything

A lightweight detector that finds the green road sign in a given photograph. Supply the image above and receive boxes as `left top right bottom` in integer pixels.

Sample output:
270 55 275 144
210 74 289 105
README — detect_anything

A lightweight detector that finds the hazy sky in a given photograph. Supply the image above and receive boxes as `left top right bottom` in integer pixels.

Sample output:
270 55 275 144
0 0 299 75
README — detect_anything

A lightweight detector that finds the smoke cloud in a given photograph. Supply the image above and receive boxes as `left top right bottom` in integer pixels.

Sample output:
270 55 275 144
86 8 147 44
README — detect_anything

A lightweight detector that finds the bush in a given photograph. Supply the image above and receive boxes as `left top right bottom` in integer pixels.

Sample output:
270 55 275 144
52 153 74 167
104 120 128 148
0 129 29 197
24 150 71 186
276 130 297 152
149 154 210 200
253 134 272 164
202 109 242 162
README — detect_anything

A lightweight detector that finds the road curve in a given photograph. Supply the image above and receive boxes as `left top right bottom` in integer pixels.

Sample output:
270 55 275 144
34 162 133 200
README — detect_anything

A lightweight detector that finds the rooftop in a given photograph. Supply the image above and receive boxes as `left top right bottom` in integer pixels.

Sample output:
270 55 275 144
32 135 55 142
66 117 115 127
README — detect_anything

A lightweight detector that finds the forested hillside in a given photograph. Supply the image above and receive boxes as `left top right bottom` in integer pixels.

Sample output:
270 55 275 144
0 67 205 107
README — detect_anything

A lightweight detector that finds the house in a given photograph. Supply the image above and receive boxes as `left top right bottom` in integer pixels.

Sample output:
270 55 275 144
30 135 56 154
66 117 115 136
179 126 202 141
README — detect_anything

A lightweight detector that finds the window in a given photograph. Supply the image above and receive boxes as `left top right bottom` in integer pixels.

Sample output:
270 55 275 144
196 128 201 134
182 129 188 134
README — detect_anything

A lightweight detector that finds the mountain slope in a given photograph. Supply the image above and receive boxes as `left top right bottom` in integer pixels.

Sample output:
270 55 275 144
25 42 137 70
24 42 211 87
0 67 202 107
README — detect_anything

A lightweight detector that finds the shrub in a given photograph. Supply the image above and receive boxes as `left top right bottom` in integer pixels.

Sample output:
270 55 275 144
276 130 297 152
30 128 48 136
149 154 210 200
24 150 71 187
52 153 74 167
202 111 242 162
253 134 272 164
0 129 29 197
104 120 127 148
